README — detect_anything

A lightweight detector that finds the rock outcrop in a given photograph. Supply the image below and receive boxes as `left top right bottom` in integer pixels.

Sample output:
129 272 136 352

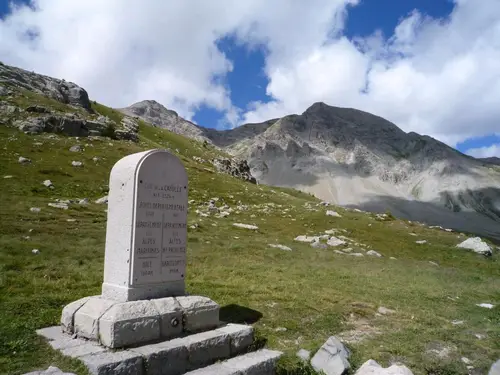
212 157 256 184
0 62 91 110
0 62 139 141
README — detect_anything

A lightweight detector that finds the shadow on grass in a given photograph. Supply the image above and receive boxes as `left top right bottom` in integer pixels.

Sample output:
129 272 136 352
219 304 263 324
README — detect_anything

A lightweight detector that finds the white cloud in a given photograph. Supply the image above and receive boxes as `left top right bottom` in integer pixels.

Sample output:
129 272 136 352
0 0 352 123
466 144 500 158
0 0 500 144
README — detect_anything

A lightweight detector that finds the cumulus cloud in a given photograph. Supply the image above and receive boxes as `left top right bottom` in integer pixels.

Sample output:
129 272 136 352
0 0 352 123
466 144 500 158
0 0 499 145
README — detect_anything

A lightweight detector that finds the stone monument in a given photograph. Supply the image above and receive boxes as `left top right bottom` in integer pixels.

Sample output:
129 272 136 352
35 149 282 375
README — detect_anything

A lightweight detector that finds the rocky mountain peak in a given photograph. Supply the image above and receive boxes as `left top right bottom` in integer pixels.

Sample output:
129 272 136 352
124 100 179 119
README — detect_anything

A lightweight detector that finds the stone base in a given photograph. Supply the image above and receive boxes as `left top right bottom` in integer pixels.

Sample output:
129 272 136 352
61 295 220 349
36 324 282 375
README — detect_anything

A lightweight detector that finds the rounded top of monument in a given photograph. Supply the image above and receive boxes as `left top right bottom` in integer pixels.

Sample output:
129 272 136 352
110 149 185 178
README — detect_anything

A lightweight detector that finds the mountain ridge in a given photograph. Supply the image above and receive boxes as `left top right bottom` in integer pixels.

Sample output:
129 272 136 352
119 99 500 242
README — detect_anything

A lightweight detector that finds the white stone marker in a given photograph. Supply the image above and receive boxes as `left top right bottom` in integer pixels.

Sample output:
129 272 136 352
102 149 188 302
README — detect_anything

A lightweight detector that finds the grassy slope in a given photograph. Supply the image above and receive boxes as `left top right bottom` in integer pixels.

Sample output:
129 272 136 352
0 99 499 375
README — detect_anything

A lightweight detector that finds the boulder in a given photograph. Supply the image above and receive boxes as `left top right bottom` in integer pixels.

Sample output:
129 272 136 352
456 237 492 256
310 336 350 375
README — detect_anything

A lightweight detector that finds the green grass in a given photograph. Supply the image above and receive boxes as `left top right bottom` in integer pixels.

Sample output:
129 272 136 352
0 101 499 374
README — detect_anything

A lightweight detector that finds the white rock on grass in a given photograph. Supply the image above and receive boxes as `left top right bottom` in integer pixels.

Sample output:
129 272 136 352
367 250 382 257
42 179 53 188
71 161 83 167
311 241 328 249
4 175 13 179
30 207 41 213
327 236 346 247
476 303 495 309
48 202 69 210
295 235 319 243
354 359 414 375
78 198 89 205
377 306 395 315
456 237 492 256
233 223 258 230
297 349 311 362
326 210 342 218
416 240 427 244
18 156 31 164
311 336 350 375
268 244 292 251
95 196 108 204
32 249 40 255
69 145 82 152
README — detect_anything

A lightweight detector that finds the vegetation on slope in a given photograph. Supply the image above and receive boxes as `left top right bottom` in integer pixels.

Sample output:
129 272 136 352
0 99 499 375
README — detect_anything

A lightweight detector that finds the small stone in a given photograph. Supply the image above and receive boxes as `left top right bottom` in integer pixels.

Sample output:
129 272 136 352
69 145 82 152
95 195 108 204
32 249 40 255
367 250 382 257
429 261 439 266
348 253 364 257
18 156 31 164
274 327 287 332
71 161 83 167
416 240 427 244
78 198 89 205
232 223 258 230
390 257 397 260
377 306 395 315
297 349 311 362
3 175 13 179
295 235 320 243
268 244 292 251
461 357 472 365
326 210 342 218
476 303 495 309
42 180 53 188
312 241 328 249
92 157 100 162
48 202 69 210
30 207 41 213
451 320 464 325
327 236 346 247
67 219 77 222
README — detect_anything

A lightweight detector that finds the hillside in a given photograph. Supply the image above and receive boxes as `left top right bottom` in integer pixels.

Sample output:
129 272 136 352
122 100 500 244
0 62 499 375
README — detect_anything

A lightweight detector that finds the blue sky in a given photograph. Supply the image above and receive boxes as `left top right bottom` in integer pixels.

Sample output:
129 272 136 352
1 0 499 157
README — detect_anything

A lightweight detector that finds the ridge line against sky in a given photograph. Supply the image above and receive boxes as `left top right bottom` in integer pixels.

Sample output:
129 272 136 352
0 0 499 157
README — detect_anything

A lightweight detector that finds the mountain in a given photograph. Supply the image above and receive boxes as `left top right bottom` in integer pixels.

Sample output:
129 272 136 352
480 156 500 166
118 100 213 143
124 100 500 242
